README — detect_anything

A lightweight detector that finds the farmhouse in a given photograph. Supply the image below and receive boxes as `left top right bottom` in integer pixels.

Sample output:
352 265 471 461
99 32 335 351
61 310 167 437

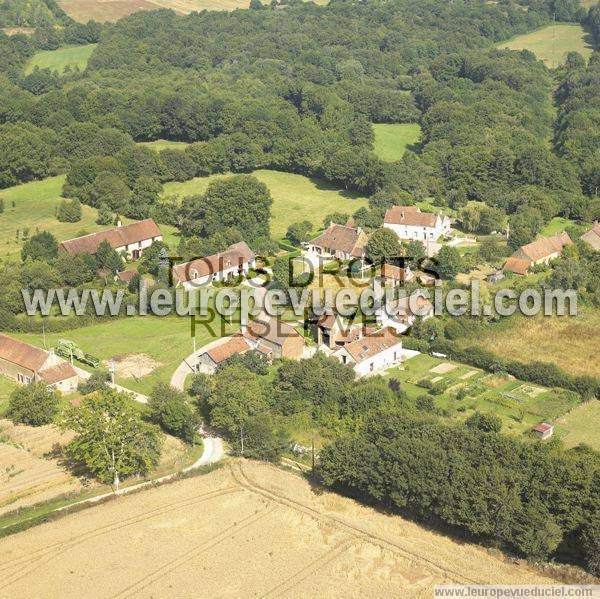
315 312 365 350
60 219 162 260
172 242 255 289
380 263 414 287
333 327 406 378
376 295 434 333
307 223 368 261
0 335 78 392
581 222 600 251
244 314 305 360
383 206 451 242
196 335 251 374
503 232 572 275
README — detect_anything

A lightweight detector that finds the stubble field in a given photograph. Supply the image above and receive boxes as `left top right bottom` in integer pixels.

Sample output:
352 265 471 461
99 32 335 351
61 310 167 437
0 460 555 598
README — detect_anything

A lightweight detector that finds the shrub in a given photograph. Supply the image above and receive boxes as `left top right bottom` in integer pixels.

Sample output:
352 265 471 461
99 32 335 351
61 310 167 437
7 382 60 426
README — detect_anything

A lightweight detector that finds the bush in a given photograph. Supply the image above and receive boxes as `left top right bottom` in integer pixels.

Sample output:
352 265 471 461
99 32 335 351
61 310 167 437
7 382 60 426
231 414 289 462
57 198 82 223
78 370 110 395
148 383 200 443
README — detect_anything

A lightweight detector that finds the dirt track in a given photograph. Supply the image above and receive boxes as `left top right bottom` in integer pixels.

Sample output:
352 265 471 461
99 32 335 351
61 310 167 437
0 460 555 598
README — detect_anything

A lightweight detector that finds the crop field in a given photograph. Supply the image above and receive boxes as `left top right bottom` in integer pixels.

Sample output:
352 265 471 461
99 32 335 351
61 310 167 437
372 123 421 162
384 354 579 435
58 0 321 22
162 169 369 239
0 459 554 597
25 44 97 75
16 314 234 395
498 23 593 67
457 309 600 379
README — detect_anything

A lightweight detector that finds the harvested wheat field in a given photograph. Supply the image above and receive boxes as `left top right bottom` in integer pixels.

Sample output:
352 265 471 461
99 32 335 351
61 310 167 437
0 460 555 598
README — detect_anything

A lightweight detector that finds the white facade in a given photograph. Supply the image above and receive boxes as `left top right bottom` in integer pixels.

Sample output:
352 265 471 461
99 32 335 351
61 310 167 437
181 257 255 291
334 341 418 378
115 236 162 261
384 214 451 242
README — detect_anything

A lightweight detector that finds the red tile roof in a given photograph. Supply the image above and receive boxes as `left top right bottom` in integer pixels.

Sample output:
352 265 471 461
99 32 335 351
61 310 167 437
581 223 600 250
60 220 162 256
342 327 401 364
116 268 139 284
245 315 302 347
309 224 367 258
512 232 572 263
0 335 49 373
173 242 254 284
533 422 553 434
40 362 78 384
384 206 440 227
381 264 411 281
503 257 531 275
205 336 250 364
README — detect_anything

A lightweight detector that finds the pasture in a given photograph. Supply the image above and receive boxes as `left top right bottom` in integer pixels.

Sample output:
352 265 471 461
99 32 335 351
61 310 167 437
556 401 600 451
138 139 190 152
498 23 593 67
385 353 579 435
24 44 96 75
162 169 368 239
540 216 577 236
372 123 421 162
0 176 106 261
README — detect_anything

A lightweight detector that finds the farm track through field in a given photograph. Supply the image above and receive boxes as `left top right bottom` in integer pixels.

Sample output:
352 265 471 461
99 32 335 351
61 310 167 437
110 506 275 598
229 462 480 586
0 486 240 587
261 539 356 598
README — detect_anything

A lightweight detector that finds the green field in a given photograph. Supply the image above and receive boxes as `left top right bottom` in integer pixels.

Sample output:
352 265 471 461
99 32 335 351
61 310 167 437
0 176 180 260
556 401 600 450
0 378 18 417
16 314 233 395
372 123 421 162
0 176 107 260
162 169 368 239
25 44 97 75
498 23 593 68
138 140 190 152
384 354 579 435
540 216 576 236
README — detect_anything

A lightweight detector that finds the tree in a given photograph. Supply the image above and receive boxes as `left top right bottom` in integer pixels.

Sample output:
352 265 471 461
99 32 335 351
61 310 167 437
322 212 349 227
405 239 426 269
148 383 199 443
96 204 113 225
209 364 268 450
95 239 124 273
7 382 59 426
21 230 58 262
508 208 544 251
57 198 82 223
230 414 289 462
78 370 111 395
285 220 313 246
465 411 502 433
62 389 162 490
365 228 402 263
478 237 504 263
55 252 95 286
433 245 462 279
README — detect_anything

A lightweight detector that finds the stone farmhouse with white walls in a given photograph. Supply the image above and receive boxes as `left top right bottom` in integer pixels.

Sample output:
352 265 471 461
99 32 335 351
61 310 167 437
307 223 368 261
384 206 451 242
0 334 78 393
60 219 163 261
173 242 255 289
503 232 572 275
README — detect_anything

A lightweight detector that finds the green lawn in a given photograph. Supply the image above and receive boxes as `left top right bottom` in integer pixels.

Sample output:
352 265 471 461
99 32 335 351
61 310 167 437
540 217 576 236
556 401 600 451
498 23 593 68
138 140 190 152
15 314 233 396
384 354 579 436
0 378 17 417
372 123 421 162
162 169 369 239
24 44 97 74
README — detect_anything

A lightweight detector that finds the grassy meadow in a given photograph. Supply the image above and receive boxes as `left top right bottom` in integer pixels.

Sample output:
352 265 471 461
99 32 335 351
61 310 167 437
385 354 579 435
556 401 600 450
540 216 577 236
372 123 421 162
457 309 600 379
162 169 368 239
498 23 593 67
138 139 190 152
16 314 234 395
25 44 97 74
